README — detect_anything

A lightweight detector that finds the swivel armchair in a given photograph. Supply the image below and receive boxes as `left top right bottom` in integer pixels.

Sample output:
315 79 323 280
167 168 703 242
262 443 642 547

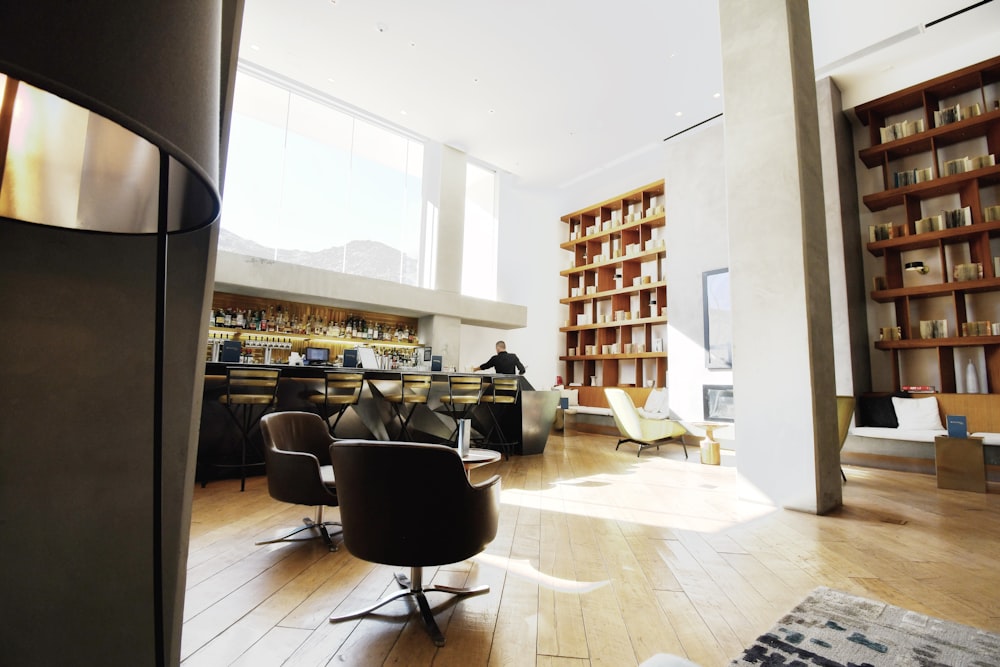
257 411 341 551
328 439 501 646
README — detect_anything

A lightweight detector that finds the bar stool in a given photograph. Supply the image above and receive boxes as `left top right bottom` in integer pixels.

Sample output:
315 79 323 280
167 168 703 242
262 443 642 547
376 373 432 441
217 366 281 491
480 376 520 459
439 375 484 445
309 371 364 437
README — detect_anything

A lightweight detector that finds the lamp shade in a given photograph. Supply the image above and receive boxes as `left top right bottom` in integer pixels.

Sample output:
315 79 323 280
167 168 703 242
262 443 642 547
0 2 222 233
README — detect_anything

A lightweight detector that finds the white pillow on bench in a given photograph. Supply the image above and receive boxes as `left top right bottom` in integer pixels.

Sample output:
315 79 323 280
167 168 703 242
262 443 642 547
891 396 943 431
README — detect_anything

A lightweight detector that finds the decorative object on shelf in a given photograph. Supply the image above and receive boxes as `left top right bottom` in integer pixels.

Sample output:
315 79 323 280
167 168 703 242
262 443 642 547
965 359 980 394
904 261 928 274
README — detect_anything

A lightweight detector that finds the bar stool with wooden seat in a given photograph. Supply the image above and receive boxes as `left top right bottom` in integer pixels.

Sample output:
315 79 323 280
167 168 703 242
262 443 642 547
376 373 432 441
439 375 484 445
479 376 520 459
217 366 281 491
309 371 364 437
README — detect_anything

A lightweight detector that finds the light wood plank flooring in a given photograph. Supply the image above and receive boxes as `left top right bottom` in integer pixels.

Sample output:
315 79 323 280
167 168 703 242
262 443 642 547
182 431 1000 666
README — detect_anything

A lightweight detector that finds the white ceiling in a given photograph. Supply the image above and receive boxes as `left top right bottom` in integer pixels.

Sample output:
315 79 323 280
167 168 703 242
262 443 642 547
238 0 1000 189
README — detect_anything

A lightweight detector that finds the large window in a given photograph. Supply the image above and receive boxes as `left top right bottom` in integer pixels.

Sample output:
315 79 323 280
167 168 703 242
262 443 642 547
461 162 498 299
221 70 424 285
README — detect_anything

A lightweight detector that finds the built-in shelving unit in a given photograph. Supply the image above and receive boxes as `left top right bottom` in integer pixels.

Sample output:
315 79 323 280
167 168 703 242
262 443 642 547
559 180 668 388
855 55 1000 393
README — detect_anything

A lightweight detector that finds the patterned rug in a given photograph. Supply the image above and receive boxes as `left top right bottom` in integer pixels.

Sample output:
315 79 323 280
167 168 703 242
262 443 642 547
729 586 1000 666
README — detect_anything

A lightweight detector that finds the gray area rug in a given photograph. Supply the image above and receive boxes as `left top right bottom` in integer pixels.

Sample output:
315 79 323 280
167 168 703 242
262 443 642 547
729 586 1000 666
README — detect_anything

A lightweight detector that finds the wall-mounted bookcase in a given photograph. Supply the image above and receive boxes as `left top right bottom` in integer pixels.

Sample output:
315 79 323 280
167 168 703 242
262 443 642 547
855 55 1000 394
559 180 668 389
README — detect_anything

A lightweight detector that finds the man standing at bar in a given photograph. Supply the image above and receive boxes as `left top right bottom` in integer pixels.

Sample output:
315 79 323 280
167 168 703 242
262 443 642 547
473 340 526 375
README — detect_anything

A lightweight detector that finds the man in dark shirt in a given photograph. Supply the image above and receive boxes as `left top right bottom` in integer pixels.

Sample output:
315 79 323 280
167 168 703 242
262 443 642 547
473 340 525 375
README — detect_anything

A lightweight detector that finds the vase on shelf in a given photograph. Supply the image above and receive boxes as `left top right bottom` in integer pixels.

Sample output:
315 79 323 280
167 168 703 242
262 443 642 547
965 359 980 394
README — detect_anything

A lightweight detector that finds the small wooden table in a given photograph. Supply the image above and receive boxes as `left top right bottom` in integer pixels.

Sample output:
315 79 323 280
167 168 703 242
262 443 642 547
934 435 986 492
461 447 502 472
692 422 725 465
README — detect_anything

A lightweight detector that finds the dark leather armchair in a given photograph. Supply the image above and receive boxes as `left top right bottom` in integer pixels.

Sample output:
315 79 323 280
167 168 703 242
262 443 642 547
328 440 501 646
256 411 342 551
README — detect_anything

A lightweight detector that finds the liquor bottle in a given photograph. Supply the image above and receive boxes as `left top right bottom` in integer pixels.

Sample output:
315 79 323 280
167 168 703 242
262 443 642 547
235 309 245 328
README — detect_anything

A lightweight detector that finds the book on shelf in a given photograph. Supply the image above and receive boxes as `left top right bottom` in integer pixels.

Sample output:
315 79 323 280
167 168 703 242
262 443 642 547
960 320 992 337
943 156 972 176
872 275 887 291
892 167 932 188
913 207 971 234
878 326 903 341
879 118 924 143
985 205 1000 223
970 154 996 170
934 103 980 128
946 415 968 438
919 319 949 339
953 262 983 282
868 222 897 241
902 385 936 393
995 256 1000 276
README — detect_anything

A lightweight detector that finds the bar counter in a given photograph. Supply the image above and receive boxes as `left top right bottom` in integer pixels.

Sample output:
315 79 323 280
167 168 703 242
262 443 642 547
198 364 559 484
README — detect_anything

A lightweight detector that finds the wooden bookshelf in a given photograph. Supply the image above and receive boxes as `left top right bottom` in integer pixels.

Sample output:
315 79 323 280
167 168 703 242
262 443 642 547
855 55 1000 393
559 180 668 389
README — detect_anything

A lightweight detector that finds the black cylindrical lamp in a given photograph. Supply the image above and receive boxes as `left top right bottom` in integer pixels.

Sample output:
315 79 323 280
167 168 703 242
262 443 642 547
0 3 227 666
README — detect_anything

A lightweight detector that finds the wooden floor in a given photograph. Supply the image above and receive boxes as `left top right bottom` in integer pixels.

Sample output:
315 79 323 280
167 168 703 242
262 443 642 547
181 430 1000 666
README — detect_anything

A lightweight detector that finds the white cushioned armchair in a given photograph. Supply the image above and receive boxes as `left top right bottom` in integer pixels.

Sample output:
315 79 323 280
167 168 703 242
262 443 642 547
605 388 687 457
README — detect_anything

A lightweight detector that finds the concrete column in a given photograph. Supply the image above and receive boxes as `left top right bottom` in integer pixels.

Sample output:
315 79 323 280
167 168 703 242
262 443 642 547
433 145 468 293
419 314 462 370
816 77 870 396
719 0 841 512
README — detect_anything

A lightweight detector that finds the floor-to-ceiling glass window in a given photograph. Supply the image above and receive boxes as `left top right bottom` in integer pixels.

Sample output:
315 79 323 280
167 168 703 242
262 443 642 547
221 69 424 286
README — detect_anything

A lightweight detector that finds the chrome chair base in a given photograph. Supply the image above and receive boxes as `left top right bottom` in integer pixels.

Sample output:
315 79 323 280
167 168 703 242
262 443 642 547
255 510 342 551
329 567 489 646
615 437 688 458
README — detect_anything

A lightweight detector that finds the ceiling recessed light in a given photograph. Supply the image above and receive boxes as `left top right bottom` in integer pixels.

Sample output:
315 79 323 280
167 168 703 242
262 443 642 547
713 92 721 98
375 22 387 33
473 77 479 83
409 41 416 47
400 110 408 116
250 44 260 51
488 109 495 114
327 77 335 83
674 111 683 117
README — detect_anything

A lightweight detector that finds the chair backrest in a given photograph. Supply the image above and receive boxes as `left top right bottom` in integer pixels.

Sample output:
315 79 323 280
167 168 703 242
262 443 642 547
836 396 855 449
330 440 500 567
604 387 643 439
224 366 280 404
485 377 520 404
400 373 432 404
323 371 364 405
446 375 484 405
260 411 337 505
